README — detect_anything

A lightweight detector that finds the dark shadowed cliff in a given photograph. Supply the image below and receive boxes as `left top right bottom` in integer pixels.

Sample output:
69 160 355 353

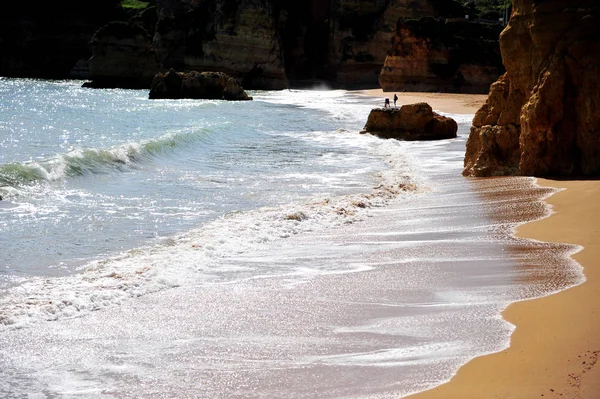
463 0 600 177
379 17 504 93
0 0 505 92
148 0 444 89
0 0 122 79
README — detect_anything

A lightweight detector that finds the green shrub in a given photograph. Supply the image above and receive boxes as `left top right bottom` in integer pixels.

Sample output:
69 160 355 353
121 0 151 10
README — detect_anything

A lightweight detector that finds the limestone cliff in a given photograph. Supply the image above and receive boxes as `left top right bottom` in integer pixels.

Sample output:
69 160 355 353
379 17 504 93
1 0 507 92
84 21 160 89
325 0 439 87
280 0 458 87
140 0 467 89
463 0 600 177
153 0 288 90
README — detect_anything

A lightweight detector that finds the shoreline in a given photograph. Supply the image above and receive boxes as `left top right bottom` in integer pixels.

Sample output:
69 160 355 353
406 181 600 398
353 88 600 398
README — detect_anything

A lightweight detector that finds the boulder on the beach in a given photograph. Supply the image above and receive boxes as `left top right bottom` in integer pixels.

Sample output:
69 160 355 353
362 102 457 140
149 69 252 101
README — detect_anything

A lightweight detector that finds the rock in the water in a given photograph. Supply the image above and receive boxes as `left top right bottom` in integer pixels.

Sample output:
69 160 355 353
463 0 600 177
363 102 457 140
149 70 252 101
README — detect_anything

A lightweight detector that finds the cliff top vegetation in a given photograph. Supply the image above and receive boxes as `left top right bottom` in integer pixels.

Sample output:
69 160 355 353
465 0 511 20
121 0 154 11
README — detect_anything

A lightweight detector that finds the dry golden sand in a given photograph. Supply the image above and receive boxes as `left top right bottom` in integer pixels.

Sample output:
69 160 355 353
354 88 600 398
352 88 487 114
408 179 600 399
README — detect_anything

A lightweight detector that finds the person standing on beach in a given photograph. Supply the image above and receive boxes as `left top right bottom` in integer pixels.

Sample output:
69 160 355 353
384 98 390 108
393 94 398 107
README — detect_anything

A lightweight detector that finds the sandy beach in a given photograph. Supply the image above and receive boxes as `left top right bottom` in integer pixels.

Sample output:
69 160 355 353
354 88 600 398
407 178 600 399
352 88 487 115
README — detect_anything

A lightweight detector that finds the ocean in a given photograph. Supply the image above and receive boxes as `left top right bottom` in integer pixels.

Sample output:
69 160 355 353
0 78 583 398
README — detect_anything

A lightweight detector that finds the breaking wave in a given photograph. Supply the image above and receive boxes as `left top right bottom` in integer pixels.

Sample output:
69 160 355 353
0 135 418 330
0 129 212 194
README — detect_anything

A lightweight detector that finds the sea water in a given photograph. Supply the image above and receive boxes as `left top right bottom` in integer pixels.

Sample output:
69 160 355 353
0 78 583 398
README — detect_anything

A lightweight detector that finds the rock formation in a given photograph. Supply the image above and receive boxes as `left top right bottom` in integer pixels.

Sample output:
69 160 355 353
463 0 600 177
1 0 507 92
151 0 445 90
149 69 252 101
84 0 483 90
322 0 441 87
379 17 504 93
84 21 161 89
362 102 457 140
153 0 288 90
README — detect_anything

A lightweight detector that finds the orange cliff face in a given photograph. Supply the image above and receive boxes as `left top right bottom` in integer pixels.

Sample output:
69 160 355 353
463 0 600 177
378 17 504 94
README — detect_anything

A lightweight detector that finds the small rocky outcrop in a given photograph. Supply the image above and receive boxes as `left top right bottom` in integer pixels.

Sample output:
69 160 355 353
149 69 252 101
379 17 504 94
362 102 457 140
463 0 600 177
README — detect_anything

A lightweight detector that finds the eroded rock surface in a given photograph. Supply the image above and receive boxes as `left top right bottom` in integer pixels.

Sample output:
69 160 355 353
326 0 440 87
363 102 457 140
154 0 288 90
90 0 475 90
84 21 160 89
379 17 504 94
1 0 510 93
463 0 600 177
149 69 252 101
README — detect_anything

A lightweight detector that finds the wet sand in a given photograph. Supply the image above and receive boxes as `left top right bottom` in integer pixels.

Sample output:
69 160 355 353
409 179 600 399
356 88 600 398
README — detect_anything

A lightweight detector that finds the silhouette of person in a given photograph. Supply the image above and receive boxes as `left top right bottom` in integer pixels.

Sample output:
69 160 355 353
393 94 398 107
384 98 390 108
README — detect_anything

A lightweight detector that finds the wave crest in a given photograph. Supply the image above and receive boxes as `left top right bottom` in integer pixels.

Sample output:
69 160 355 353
0 130 210 194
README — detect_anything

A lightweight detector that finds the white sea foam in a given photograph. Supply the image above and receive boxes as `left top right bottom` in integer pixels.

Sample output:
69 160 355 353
0 141 416 330
309 341 467 367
